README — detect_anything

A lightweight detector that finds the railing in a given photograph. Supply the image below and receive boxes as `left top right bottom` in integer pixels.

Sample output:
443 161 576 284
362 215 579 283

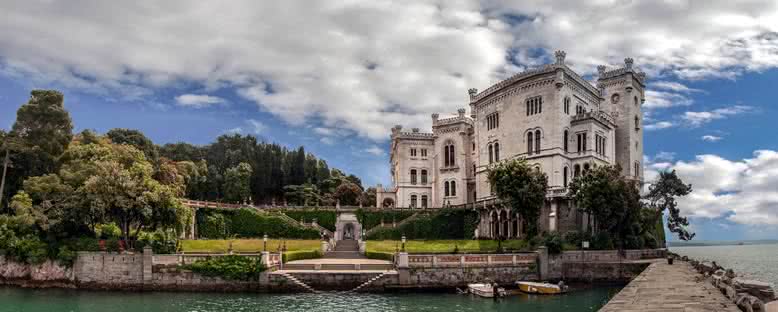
559 249 666 262
404 253 537 268
153 252 281 267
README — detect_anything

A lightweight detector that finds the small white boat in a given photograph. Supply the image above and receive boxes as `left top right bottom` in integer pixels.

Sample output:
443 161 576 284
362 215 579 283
467 283 506 298
516 281 568 295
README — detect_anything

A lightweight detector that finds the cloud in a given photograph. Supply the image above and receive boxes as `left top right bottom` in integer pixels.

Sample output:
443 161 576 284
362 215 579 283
702 135 723 142
1 1 777 141
651 81 703 94
175 94 225 108
644 121 674 131
246 119 266 134
320 137 335 145
653 151 676 162
644 150 778 225
363 145 385 156
682 105 751 126
225 127 242 134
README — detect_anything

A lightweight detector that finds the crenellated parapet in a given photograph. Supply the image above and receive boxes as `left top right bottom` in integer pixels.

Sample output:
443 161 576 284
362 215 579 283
597 57 647 87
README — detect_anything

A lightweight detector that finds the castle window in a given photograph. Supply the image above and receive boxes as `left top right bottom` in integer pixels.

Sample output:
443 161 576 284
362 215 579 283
421 149 427 157
635 162 641 178
410 169 417 185
488 144 494 164
421 169 428 185
577 132 587 153
534 130 541 153
487 112 499 130
574 164 581 177
450 181 457 196
634 96 639 107
444 181 450 197
635 116 640 131
421 195 428 209
472 142 475 151
494 142 500 162
444 143 456 167
410 195 417 208
527 131 534 154
584 163 590 172
563 166 568 187
472 164 476 175
410 148 417 157
526 96 543 116
564 97 570 115
564 130 569 153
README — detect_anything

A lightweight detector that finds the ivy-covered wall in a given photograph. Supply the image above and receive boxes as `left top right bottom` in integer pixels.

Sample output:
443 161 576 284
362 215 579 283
365 209 479 240
281 210 337 232
196 208 320 239
355 210 415 230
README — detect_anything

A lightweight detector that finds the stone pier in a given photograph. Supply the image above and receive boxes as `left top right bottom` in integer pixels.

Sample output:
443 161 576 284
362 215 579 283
600 261 740 311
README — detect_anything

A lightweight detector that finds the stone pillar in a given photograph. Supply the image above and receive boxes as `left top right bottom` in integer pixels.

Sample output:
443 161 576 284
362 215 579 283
321 241 329 254
261 251 270 267
549 201 558 232
359 241 366 255
190 207 198 239
397 252 411 285
537 246 548 281
397 252 409 269
142 246 153 286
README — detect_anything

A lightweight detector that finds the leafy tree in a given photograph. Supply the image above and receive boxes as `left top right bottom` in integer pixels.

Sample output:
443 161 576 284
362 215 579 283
569 165 644 249
223 162 253 203
644 170 695 241
487 158 548 237
283 184 321 206
106 128 159 163
334 182 362 206
360 187 377 207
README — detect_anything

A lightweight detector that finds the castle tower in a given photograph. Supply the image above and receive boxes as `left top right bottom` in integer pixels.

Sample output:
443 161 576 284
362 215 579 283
597 58 646 181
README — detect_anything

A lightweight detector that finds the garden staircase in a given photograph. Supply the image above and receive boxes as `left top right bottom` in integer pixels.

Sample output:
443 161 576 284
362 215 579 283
277 272 319 293
364 212 422 237
276 213 333 238
323 239 363 259
347 271 395 292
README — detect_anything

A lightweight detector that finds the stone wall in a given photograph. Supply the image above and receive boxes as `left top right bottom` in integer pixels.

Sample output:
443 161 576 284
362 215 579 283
74 252 146 288
0 256 74 287
401 267 537 288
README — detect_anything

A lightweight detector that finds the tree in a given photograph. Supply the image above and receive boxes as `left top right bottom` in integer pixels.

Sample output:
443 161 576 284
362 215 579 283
2 90 73 211
106 128 159 163
223 162 253 204
359 187 377 207
334 182 362 206
569 165 645 249
644 170 695 240
487 158 548 237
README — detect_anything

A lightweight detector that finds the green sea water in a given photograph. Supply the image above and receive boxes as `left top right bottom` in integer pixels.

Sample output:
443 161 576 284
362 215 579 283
0 285 622 312
671 243 778 286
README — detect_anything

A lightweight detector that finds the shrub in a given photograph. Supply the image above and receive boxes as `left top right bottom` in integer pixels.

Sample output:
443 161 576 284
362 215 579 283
63 237 122 252
198 212 231 239
365 251 394 261
643 232 658 249
183 255 265 281
365 209 478 240
56 246 77 266
282 250 322 262
12 237 49 265
282 210 337 232
540 232 563 255
230 209 320 239
355 209 415 230
592 232 614 250
136 229 178 254
94 223 122 239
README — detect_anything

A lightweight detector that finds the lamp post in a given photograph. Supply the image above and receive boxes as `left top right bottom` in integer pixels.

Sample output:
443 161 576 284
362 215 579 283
401 235 406 252
263 234 268 252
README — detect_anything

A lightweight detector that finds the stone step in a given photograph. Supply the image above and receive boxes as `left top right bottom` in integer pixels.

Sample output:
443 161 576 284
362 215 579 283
323 251 363 259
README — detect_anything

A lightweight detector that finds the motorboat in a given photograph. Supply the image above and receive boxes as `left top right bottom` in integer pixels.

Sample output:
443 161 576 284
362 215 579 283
467 283 507 298
516 281 568 295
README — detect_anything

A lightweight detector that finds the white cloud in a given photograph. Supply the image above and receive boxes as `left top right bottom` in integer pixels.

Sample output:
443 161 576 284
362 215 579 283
363 145 385 156
653 151 676 162
314 127 335 136
644 150 778 225
174 94 225 108
682 105 751 126
702 135 723 142
1 1 777 140
246 119 266 134
225 127 242 134
644 121 674 131
651 81 702 94
320 137 335 145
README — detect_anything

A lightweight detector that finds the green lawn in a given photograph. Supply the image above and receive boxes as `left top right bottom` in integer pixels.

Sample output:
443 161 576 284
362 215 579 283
181 239 321 253
366 240 529 254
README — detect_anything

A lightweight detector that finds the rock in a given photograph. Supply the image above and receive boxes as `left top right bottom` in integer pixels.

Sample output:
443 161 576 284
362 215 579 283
765 300 778 312
699 261 716 274
736 294 764 312
681 256 689 261
725 285 738 301
733 278 776 302
714 269 726 277
726 268 736 279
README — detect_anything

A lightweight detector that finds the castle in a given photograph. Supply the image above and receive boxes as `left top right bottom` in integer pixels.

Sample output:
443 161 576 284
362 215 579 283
375 51 645 239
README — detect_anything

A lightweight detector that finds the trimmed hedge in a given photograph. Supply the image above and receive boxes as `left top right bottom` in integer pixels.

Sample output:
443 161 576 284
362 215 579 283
282 210 337 232
183 255 265 281
355 210 415 230
365 209 479 240
365 251 394 261
196 208 320 239
282 249 322 263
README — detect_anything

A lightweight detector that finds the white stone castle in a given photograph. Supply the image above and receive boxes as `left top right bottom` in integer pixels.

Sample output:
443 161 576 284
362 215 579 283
375 51 645 238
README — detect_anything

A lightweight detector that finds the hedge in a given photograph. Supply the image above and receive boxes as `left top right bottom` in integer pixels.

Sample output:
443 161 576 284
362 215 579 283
365 209 479 240
183 255 265 281
282 249 322 263
365 251 394 261
355 209 415 230
282 210 337 232
196 208 320 239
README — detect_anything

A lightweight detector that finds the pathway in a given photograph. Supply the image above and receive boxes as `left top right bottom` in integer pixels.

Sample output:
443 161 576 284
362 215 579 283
600 260 740 312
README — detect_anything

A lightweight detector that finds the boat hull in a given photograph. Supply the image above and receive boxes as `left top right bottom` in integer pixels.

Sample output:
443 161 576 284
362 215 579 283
516 281 565 295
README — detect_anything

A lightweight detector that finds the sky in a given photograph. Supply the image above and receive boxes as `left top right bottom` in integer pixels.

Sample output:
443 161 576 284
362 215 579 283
1 1 777 241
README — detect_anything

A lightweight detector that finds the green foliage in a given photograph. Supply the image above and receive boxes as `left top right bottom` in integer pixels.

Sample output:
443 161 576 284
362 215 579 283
365 251 394 261
333 182 362 206
94 223 121 239
197 211 231 239
223 162 253 204
592 232 614 250
197 208 320 239
106 128 159 163
487 158 548 237
183 255 265 281
366 209 479 240
282 250 322 262
355 209 415 230
644 170 694 241
62 237 122 252
55 246 77 266
282 209 337 232
539 232 564 255
136 229 178 254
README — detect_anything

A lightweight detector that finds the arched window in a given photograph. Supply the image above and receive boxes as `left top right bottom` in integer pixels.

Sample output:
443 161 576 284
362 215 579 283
635 115 640 131
584 163 590 172
527 131 534 154
410 195 417 208
444 181 450 197
488 144 494 164
450 181 457 196
534 130 541 153
410 169 417 185
421 169 428 185
564 97 570 114
444 142 456 167
563 130 569 153
634 96 639 106
449 143 455 166
563 166 568 187
472 164 476 175
635 162 641 177
421 195 428 208
494 143 500 162
574 164 581 177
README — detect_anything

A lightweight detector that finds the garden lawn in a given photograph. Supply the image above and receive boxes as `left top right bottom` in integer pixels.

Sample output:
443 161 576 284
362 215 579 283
366 240 528 254
181 239 321 253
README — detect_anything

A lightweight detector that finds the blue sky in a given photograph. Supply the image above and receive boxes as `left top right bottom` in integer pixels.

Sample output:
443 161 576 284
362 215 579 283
2 1 778 241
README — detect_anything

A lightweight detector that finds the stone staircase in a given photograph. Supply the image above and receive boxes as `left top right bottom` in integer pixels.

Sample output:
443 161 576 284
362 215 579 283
276 271 319 293
323 239 363 259
348 271 395 292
